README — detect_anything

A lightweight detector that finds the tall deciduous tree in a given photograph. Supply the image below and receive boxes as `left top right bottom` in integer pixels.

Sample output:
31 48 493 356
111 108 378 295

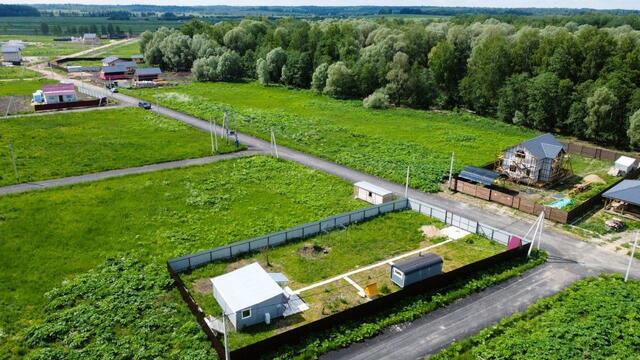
584 87 619 143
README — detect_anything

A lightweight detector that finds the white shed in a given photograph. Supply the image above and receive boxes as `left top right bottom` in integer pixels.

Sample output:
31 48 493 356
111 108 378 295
614 156 638 175
2 45 21 64
354 181 394 205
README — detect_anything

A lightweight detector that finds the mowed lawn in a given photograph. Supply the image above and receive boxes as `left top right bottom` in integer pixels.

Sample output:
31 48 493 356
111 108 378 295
0 35 94 57
87 39 141 57
0 156 363 353
0 78 55 96
0 107 237 186
130 82 538 192
0 66 41 80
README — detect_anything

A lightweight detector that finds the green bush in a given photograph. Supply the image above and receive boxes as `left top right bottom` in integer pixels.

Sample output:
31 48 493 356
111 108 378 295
433 274 640 359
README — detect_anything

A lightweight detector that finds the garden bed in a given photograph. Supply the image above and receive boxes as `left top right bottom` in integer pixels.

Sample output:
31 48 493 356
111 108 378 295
180 210 506 351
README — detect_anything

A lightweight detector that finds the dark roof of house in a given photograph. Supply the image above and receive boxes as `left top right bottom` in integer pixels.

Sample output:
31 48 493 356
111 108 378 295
102 56 119 63
602 180 640 206
459 166 500 186
135 67 161 76
516 133 565 160
101 65 127 73
393 253 442 274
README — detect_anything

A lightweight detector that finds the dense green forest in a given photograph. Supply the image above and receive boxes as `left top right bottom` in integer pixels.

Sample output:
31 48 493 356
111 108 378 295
141 17 640 149
0 5 40 17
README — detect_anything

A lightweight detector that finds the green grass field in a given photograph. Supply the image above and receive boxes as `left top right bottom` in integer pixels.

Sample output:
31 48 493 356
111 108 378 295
0 156 364 357
182 211 504 349
432 275 640 360
0 107 238 186
87 39 141 57
0 66 41 80
0 35 94 57
0 78 55 96
128 82 537 192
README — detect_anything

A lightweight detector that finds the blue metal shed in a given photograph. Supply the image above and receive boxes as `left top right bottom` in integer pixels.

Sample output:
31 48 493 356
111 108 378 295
390 253 443 288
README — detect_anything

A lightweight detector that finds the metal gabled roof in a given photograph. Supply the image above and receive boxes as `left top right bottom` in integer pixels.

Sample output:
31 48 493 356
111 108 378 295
354 181 392 196
393 253 442 274
517 133 565 160
102 55 119 63
134 67 161 76
459 166 500 186
210 262 284 313
603 180 640 206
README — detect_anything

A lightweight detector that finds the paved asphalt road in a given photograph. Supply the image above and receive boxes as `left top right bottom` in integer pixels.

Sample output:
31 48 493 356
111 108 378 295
0 151 257 196
33 66 640 359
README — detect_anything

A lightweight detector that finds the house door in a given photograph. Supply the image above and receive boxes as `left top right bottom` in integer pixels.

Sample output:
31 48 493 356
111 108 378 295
58 95 63 103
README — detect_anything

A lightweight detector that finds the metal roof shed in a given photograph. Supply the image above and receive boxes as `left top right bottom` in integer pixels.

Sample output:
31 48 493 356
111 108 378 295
459 166 500 186
354 181 394 205
614 156 638 174
603 180 640 207
211 262 286 330
390 253 443 288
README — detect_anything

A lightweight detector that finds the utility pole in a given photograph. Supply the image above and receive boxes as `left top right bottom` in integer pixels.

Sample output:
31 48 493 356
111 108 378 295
209 117 216 155
448 152 455 190
271 129 279 158
526 211 544 257
5 96 13 117
213 119 218 152
404 166 410 198
625 232 638 282
222 310 230 360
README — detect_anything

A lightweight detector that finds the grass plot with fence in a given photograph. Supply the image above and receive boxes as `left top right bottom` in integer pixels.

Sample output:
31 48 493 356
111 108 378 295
168 197 527 358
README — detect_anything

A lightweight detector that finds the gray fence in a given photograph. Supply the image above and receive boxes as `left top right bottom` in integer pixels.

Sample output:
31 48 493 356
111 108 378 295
408 198 515 246
168 199 410 272
168 197 523 273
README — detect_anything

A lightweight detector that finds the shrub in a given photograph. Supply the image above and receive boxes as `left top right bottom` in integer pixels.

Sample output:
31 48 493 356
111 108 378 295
363 89 390 109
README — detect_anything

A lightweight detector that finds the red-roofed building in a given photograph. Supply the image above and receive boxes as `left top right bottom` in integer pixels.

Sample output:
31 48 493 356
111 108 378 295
41 83 77 104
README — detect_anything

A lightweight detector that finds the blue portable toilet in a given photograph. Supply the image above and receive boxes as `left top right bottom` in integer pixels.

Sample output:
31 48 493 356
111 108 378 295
391 253 443 288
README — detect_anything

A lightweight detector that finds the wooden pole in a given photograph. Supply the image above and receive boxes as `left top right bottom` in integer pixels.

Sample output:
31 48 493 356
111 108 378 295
9 144 19 182
404 166 410 198
448 152 455 190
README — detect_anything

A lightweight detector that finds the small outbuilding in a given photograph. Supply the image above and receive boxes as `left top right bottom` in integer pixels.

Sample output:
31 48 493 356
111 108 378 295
614 156 638 175
2 45 22 64
100 65 129 80
211 262 287 330
354 181 394 205
390 253 443 288
101 56 120 67
602 179 640 217
131 54 144 63
82 33 100 45
133 67 161 82
37 83 77 104
458 166 500 186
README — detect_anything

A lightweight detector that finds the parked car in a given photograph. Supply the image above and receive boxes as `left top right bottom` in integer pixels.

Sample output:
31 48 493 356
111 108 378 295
138 101 151 110
109 87 118 93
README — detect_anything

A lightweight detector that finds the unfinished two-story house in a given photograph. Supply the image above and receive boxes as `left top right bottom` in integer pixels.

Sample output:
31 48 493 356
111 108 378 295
498 133 567 186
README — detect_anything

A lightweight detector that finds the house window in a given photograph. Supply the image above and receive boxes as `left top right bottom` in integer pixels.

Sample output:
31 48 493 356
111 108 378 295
393 268 404 278
509 164 517 172
368 191 373 197
515 150 526 159
241 308 251 319
58 95 63 102
525 169 531 176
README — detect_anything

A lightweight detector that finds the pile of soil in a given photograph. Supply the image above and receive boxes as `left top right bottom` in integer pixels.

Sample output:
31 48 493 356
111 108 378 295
420 225 441 238
299 243 329 258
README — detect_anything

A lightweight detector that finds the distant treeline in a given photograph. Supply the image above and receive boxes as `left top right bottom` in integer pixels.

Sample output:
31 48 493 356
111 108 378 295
142 18 640 149
31 5 640 18
0 4 40 17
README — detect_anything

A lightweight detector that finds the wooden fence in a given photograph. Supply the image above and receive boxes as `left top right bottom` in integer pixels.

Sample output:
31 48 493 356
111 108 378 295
453 141 640 224
34 98 106 111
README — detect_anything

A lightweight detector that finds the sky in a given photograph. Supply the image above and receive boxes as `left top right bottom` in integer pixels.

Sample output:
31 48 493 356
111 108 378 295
3 0 639 10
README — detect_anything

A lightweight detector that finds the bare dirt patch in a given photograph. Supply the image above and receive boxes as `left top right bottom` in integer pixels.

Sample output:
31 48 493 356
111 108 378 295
298 243 330 258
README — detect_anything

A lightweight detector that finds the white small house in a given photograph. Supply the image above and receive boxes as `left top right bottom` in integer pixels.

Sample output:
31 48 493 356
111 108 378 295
40 83 77 104
101 56 120 67
354 181 394 205
2 45 22 64
614 156 638 175
82 33 100 45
